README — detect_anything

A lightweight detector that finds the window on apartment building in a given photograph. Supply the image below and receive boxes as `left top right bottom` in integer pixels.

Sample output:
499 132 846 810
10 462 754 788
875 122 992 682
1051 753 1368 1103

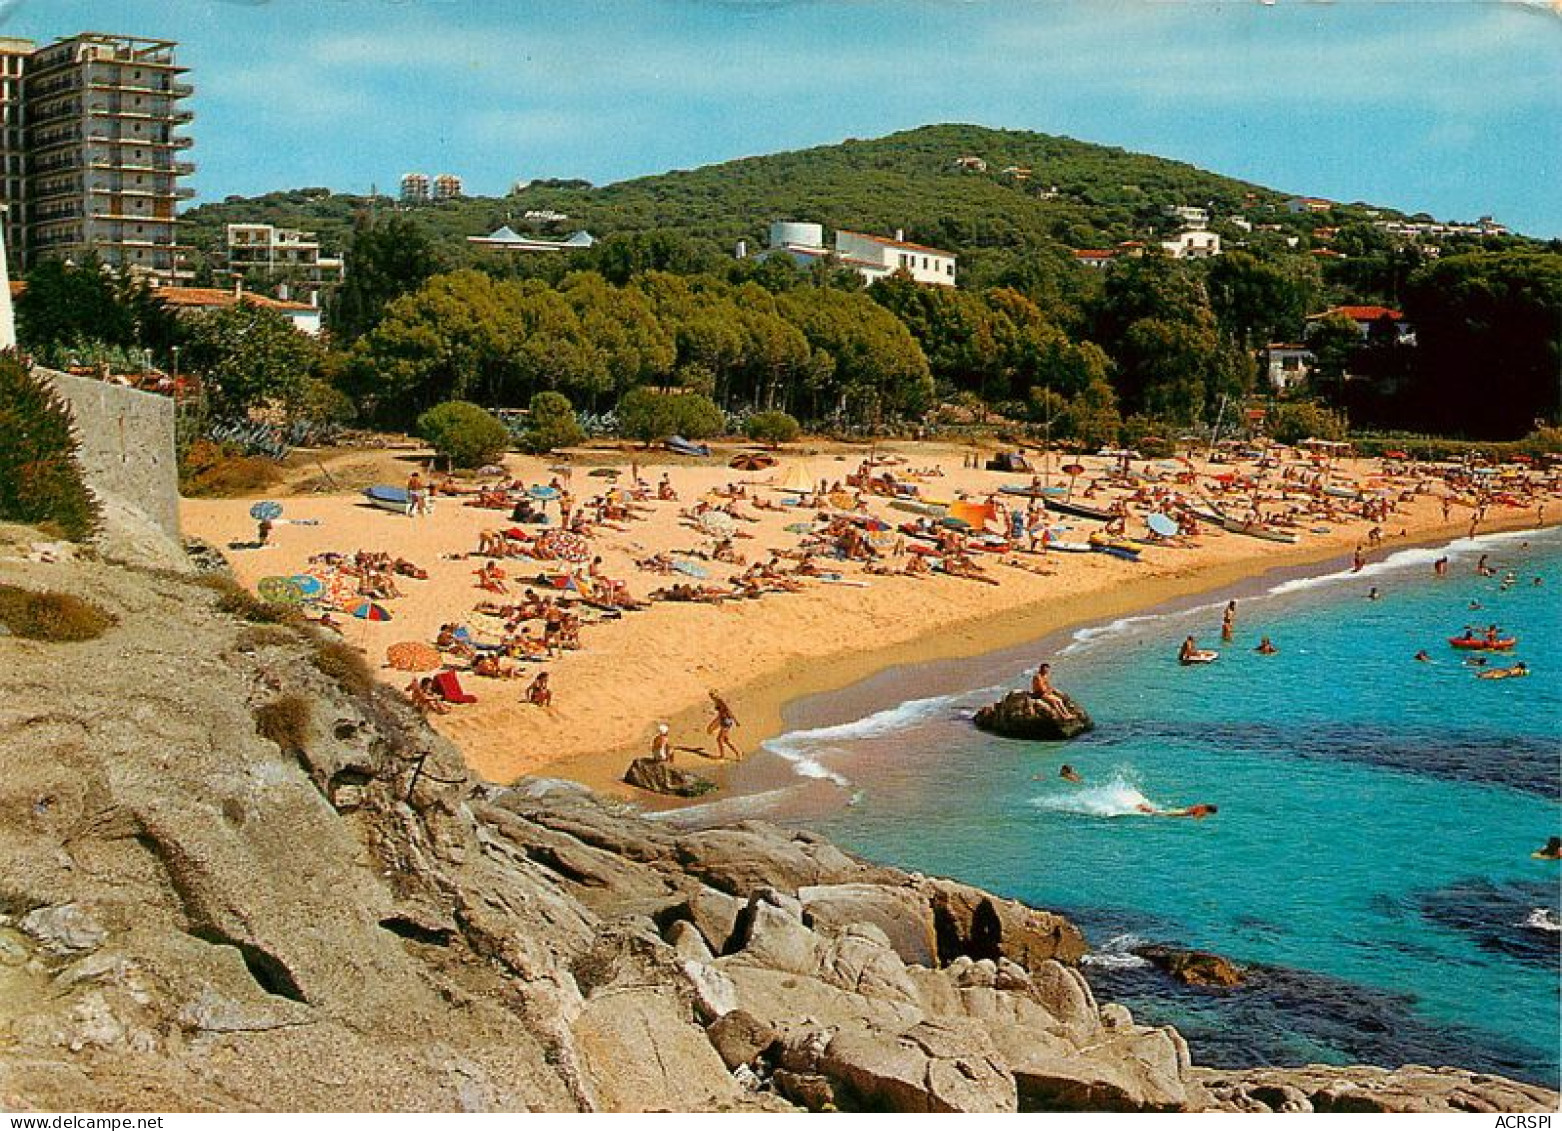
921 257 928 269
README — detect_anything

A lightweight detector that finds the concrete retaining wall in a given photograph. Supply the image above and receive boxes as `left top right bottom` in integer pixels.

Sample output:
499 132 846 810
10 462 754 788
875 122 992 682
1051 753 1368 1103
42 367 181 541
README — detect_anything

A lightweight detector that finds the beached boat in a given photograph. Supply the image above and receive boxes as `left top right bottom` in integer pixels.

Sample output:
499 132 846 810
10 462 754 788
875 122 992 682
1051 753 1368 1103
1043 539 1094 554
890 498 948 517
1217 516 1299 544
998 484 1067 499
664 436 711 457
363 486 411 513
1088 533 1142 561
1043 498 1115 523
1448 635 1517 651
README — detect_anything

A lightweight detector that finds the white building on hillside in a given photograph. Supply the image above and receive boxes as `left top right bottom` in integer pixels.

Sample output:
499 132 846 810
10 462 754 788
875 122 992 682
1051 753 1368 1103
1160 229 1222 259
467 225 595 252
755 221 956 287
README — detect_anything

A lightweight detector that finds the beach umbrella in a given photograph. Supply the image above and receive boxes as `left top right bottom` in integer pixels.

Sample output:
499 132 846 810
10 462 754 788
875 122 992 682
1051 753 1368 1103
860 517 889 532
541 572 581 592
386 641 441 672
256 576 305 605
1147 513 1180 538
729 452 776 472
351 601 393 622
289 574 324 599
534 529 591 562
1061 463 1086 477
588 467 621 478
671 559 708 579
527 485 561 500
249 500 283 521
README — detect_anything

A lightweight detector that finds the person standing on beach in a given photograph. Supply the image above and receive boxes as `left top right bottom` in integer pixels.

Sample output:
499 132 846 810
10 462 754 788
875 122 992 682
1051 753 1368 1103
1221 601 1236 642
708 691 741 760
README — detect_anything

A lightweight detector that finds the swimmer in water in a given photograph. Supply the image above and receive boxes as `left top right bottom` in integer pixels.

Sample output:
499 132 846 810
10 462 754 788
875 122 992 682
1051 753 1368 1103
1255 636 1278 655
1414 650 1431 663
1136 802 1219 819
1060 764 1083 784
1533 836 1562 860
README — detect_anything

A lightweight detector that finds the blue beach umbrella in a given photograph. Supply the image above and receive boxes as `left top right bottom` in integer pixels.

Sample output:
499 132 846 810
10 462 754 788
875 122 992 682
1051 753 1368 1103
249 501 283 521
528 485 561 501
290 575 325 598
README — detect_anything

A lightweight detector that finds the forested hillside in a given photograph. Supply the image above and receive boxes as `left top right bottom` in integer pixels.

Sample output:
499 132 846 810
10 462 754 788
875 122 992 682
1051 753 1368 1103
183 124 1325 267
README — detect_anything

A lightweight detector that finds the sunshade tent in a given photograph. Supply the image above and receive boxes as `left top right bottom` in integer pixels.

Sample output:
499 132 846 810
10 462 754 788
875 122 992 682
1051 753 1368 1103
386 641 441 671
775 464 816 493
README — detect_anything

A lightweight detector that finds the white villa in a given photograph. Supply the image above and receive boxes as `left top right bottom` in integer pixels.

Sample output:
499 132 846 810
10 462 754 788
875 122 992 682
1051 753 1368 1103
1159 229 1222 260
755 221 956 287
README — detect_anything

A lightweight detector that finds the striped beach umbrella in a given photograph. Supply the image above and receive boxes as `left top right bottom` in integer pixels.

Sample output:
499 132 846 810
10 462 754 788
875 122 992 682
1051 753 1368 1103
351 601 393 622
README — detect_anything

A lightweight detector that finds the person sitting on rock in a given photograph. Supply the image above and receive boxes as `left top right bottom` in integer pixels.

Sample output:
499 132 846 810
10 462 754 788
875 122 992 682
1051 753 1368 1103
1029 663 1076 720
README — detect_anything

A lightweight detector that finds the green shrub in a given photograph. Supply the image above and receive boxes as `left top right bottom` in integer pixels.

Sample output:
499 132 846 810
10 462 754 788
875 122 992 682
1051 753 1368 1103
254 693 312 752
617 387 725 445
519 391 585 454
743 410 801 446
201 574 301 625
0 354 102 541
416 401 510 469
179 438 284 498
0 584 115 641
312 638 375 697
1267 400 1347 446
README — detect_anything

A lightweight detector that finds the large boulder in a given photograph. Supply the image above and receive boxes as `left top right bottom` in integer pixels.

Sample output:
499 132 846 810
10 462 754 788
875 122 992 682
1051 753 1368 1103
624 757 715 798
973 691 1093 741
921 879 1088 969
1134 944 1246 987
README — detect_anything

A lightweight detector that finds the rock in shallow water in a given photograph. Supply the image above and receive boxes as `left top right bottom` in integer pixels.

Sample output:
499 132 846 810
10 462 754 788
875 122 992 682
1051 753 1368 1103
973 691 1094 741
623 756 716 797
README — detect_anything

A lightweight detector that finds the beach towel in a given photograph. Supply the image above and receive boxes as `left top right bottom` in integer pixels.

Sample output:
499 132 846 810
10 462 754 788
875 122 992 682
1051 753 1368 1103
433 671 478 704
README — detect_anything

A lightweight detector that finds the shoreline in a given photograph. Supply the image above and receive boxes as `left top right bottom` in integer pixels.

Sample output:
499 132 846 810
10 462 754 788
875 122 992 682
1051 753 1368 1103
179 442 1556 811
552 510 1550 815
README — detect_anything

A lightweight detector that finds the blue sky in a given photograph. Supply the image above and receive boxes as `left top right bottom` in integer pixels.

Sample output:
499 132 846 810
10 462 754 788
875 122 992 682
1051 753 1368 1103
4 0 1559 236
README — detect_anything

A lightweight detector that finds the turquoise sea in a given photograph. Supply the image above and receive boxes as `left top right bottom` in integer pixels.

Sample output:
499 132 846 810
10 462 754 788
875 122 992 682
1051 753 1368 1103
756 527 1562 1087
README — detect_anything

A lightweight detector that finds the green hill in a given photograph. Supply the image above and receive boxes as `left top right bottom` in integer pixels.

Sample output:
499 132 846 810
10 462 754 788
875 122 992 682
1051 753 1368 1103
181 123 1352 268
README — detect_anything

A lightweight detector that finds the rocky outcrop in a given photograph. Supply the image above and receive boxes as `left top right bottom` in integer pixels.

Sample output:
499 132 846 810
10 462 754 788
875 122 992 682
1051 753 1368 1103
1135 944 1247 987
1196 1065 1561 1114
623 756 715 798
973 690 1093 741
0 549 1553 1114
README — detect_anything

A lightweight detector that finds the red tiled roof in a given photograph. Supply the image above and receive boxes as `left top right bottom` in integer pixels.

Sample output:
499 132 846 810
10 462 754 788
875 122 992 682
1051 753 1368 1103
1310 305 1403 321
1073 250 1116 260
835 229 955 257
155 286 314 313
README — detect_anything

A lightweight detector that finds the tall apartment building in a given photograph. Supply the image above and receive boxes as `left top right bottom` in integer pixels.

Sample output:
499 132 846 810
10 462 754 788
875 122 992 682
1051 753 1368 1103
0 39 29 262
432 172 462 201
0 32 194 280
400 172 429 203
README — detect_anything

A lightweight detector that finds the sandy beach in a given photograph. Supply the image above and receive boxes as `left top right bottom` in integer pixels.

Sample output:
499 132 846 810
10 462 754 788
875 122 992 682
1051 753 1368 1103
182 439 1555 805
